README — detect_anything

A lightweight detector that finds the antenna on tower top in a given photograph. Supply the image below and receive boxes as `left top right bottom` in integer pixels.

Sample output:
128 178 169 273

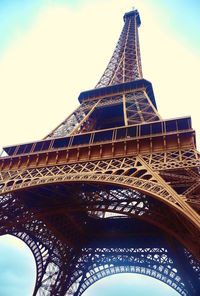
132 3 137 11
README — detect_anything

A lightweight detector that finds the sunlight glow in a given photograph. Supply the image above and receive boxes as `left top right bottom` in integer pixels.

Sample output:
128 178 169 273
83 273 180 296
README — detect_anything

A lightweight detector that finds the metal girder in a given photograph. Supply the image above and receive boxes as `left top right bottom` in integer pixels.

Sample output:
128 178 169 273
0 7 200 296
96 10 142 88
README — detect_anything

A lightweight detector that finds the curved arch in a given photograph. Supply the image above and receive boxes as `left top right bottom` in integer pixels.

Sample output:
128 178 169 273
82 273 181 296
10 180 197 260
81 265 188 296
5 232 69 296
0 234 36 295
1 170 199 231
12 231 75 295
0 154 199 232
1 168 199 259
0 182 198 295
13 232 47 292
79 265 186 296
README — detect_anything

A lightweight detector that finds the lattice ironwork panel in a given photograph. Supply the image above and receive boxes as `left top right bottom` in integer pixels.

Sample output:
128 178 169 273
0 182 199 295
96 10 142 88
70 247 187 296
0 7 200 296
46 100 99 139
125 90 160 124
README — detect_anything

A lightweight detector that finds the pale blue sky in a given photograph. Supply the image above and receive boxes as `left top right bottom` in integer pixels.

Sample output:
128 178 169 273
0 0 199 57
84 273 180 296
0 235 35 296
143 0 200 53
0 0 199 295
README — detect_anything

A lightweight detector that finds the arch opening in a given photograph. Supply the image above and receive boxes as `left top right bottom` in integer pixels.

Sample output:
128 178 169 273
2 180 199 295
3 168 197 233
81 273 181 296
15 180 199 258
70 262 186 296
0 234 36 296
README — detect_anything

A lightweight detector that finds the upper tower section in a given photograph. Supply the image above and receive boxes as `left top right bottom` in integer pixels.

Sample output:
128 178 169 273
96 9 143 88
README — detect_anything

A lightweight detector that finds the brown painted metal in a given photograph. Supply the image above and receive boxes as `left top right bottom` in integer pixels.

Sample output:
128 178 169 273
0 8 200 296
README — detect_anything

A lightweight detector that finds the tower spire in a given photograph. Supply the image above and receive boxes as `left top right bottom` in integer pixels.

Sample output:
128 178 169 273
96 9 143 88
43 7 160 139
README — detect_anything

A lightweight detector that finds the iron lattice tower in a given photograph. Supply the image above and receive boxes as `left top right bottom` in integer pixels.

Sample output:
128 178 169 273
0 9 200 296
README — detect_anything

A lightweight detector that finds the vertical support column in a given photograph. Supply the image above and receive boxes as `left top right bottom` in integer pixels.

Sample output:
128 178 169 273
123 94 128 126
134 14 142 79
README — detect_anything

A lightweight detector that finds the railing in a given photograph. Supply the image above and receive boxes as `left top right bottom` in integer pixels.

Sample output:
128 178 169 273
3 117 192 157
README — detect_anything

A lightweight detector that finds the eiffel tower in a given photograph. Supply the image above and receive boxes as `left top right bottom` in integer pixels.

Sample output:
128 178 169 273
0 8 200 296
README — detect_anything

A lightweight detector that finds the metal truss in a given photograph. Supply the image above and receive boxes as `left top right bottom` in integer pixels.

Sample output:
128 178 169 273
0 148 200 294
125 90 160 124
68 247 192 296
45 9 156 139
0 154 200 229
0 184 200 295
45 99 99 139
0 194 77 296
45 88 161 139
142 149 200 171
0 7 200 296
96 10 142 88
